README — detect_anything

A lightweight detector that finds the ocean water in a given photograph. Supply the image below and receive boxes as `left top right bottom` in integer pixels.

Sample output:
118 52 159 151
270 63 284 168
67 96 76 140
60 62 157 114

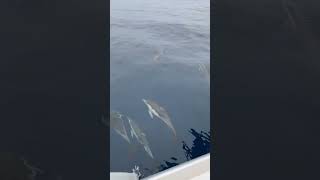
110 0 210 177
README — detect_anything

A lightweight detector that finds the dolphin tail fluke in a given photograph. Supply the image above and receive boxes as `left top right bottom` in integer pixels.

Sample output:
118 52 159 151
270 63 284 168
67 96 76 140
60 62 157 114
124 135 131 143
167 121 177 137
172 133 179 143
172 128 177 139
173 129 177 137
144 146 154 159
148 109 154 119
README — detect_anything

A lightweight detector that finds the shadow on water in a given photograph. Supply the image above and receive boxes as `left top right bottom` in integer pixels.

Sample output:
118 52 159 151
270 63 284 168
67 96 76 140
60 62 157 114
141 129 211 177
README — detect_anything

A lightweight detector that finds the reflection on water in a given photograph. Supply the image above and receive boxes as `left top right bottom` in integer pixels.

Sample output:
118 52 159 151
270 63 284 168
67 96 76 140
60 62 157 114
183 129 210 160
111 0 210 177
0 152 43 180
0 152 71 179
141 129 211 178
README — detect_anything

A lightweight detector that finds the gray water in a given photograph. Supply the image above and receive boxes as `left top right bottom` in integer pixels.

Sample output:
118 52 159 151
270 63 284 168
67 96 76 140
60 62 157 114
110 0 210 177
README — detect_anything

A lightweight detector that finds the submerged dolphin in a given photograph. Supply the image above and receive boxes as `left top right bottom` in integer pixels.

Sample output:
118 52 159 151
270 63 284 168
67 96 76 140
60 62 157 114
106 111 131 143
198 63 210 82
153 48 163 62
142 99 177 137
127 117 154 159
22 158 44 180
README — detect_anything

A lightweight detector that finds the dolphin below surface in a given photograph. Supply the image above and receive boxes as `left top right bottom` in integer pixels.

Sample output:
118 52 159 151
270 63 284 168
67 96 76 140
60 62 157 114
127 117 154 159
142 99 177 137
108 111 131 143
198 63 210 83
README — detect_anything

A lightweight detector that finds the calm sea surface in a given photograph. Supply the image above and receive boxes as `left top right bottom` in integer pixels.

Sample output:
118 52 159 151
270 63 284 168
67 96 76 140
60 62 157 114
110 0 210 177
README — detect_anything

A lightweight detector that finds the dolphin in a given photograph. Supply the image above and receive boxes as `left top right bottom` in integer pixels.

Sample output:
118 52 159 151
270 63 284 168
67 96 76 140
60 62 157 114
153 48 164 62
0 153 43 180
198 63 210 82
127 117 154 159
142 99 177 137
105 111 131 143
22 158 43 180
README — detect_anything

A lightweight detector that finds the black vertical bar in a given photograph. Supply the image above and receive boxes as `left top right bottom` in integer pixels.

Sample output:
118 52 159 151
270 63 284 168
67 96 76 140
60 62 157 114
107 0 111 178
0 0 109 179
213 0 320 179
